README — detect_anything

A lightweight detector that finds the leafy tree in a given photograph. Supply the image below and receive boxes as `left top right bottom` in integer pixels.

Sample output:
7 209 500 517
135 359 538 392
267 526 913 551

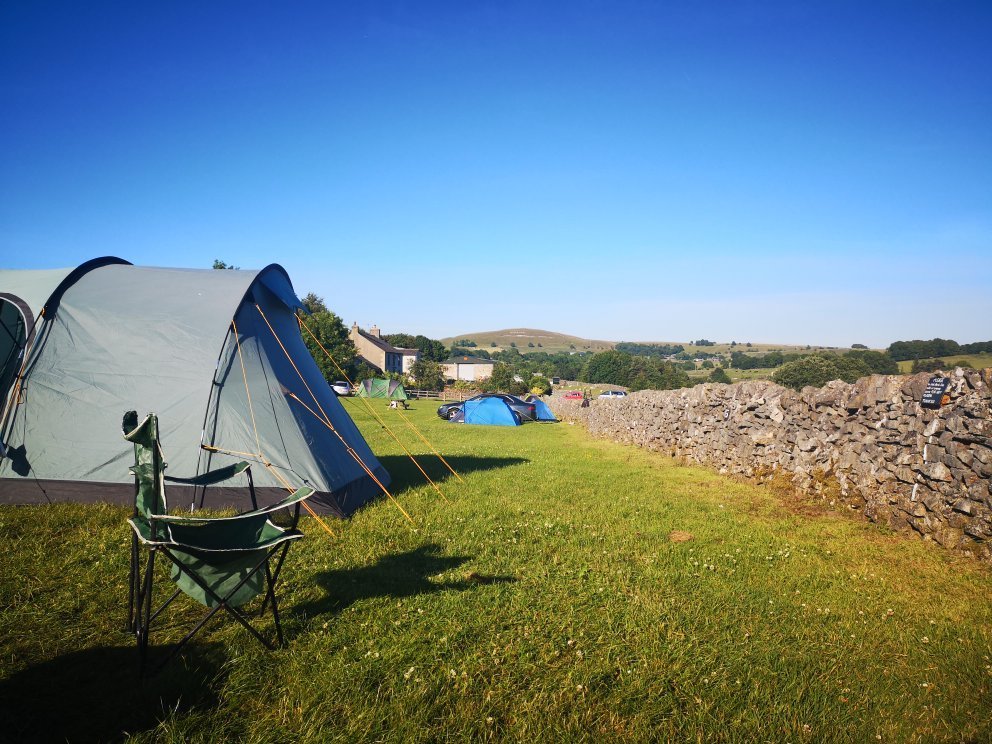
212 259 239 270
298 297 359 383
581 350 634 386
845 349 898 375
708 367 732 384
383 332 417 348
409 359 444 391
529 376 552 395
851 343 868 349
773 356 840 391
615 342 684 357
527 342 535 348
510 342 517 348
701 360 714 369
383 333 448 362
693 339 716 346
486 362 517 393
301 293 328 314
490 342 497 348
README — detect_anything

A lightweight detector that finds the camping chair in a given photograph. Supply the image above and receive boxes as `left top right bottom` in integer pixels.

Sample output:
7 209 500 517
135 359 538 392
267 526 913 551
123 411 314 675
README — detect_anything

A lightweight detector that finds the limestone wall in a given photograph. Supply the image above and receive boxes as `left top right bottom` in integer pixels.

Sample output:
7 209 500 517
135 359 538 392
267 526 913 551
549 369 992 560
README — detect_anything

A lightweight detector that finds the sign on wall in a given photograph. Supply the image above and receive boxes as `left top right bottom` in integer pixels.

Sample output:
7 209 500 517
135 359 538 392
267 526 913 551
920 375 951 410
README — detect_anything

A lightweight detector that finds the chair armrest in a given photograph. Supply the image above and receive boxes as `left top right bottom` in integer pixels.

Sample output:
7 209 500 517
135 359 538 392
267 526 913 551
150 487 315 525
164 461 251 486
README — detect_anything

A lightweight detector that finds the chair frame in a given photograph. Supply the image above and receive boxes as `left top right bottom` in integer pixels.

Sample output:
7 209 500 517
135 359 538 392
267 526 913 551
123 411 313 676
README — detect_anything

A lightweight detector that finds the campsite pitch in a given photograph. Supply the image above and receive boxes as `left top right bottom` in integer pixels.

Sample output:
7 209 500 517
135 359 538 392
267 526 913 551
1 400 990 742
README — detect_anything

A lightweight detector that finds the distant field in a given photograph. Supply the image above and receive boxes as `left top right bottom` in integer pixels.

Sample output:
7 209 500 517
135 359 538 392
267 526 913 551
3 402 988 741
896 353 992 374
443 329 864 358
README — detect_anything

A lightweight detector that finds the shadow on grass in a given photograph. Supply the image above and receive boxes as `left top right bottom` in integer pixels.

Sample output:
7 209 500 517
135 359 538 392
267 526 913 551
0 642 225 743
377 454 528 493
294 543 516 619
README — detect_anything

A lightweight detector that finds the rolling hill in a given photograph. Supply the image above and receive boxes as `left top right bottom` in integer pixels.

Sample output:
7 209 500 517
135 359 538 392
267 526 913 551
441 328 614 354
442 329 849 356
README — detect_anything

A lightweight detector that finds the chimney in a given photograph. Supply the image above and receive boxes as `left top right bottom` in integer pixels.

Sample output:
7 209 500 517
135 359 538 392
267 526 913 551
369 324 380 338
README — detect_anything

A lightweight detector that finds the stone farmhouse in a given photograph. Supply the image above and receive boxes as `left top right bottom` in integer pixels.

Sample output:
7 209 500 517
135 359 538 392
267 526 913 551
349 323 419 375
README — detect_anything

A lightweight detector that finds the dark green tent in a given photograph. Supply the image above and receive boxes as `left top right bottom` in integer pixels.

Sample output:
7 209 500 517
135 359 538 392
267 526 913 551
355 378 408 400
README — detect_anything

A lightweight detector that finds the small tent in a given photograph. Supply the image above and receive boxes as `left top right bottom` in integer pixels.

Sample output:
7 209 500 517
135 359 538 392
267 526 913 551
0 258 389 516
522 394 558 422
355 378 408 400
457 397 521 426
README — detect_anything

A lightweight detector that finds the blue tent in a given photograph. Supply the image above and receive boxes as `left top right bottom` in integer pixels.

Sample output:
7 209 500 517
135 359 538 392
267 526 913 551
459 397 521 426
523 395 558 422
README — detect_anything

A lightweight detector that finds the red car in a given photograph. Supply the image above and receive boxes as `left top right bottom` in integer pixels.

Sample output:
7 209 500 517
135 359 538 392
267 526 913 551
563 391 584 400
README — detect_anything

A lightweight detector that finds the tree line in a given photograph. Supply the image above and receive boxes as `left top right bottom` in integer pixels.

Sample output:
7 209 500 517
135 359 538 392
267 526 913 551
886 338 992 361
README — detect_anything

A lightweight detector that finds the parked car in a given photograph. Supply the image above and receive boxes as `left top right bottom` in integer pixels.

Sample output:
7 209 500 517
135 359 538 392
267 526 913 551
597 390 628 399
563 390 584 400
331 381 351 396
437 393 537 421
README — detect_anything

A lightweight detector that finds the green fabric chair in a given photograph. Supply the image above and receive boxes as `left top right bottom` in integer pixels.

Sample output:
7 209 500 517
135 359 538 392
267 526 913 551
123 410 314 675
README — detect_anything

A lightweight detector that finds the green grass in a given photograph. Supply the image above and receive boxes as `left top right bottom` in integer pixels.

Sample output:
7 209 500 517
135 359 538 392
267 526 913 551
897 353 992 374
2 401 990 742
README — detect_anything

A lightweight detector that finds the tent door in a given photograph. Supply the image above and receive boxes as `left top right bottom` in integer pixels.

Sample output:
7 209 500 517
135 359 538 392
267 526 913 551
0 295 29 421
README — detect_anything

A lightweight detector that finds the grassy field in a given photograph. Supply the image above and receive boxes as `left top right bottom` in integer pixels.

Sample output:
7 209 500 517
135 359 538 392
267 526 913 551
2 400 990 742
896 353 992 374
441 328 614 354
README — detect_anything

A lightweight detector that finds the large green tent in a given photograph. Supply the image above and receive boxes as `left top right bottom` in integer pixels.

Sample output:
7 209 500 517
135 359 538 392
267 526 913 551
0 258 389 516
355 378 408 400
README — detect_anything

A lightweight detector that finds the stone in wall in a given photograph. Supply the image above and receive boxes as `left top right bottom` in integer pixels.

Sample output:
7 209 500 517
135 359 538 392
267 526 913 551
548 368 992 561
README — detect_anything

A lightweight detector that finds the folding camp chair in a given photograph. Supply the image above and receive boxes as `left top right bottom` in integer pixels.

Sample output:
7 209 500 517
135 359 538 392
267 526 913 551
123 411 314 675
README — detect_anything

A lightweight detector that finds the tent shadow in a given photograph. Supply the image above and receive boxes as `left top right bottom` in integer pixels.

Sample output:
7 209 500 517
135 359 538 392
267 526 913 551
377 454 528 493
0 642 225 743
293 544 516 619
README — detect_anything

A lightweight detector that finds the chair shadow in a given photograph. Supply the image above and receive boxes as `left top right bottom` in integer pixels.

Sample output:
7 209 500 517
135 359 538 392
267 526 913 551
377 454 528 493
293 544 517 619
0 642 225 743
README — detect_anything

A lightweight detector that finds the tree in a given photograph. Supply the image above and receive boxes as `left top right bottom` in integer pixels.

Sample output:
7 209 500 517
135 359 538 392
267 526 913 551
486 362 517 393
409 359 444 391
529 375 552 395
845 349 898 375
851 343 868 349
301 292 328 314
298 295 358 383
582 350 634 386
708 367 732 384
701 360 714 369
212 259 239 270
773 355 841 391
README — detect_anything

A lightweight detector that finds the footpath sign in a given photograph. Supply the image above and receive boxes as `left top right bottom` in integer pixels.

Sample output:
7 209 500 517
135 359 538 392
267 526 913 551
920 375 951 410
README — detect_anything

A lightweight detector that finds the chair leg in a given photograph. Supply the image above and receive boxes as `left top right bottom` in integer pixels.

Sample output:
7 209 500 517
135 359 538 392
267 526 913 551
264 560 285 646
137 548 155 677
260 542 291 617
127 533 139 632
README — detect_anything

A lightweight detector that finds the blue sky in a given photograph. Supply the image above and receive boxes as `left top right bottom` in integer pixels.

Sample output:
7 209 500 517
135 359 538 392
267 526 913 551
2 1 989 347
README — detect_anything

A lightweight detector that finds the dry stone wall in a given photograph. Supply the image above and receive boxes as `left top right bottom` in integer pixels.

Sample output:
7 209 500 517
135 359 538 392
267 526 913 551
549 369 992 561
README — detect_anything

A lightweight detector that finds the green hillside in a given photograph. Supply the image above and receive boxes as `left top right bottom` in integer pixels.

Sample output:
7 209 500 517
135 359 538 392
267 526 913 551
443 329 855 358
442 328 614 353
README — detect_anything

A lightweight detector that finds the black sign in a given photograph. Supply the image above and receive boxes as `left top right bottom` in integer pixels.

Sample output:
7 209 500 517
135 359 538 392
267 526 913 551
920 376 951 409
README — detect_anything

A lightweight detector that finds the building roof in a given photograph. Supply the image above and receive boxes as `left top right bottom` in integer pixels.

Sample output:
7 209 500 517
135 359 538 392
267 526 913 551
354 328 418 355
444 355 496 365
